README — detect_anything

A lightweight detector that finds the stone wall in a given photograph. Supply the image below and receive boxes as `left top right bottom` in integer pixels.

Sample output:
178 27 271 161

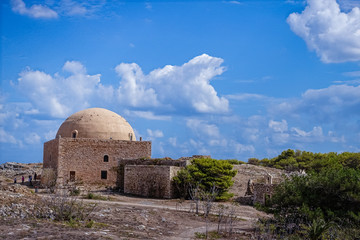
47 138 151 186
124 165 182 198
43 139 59 169
253 183 277 205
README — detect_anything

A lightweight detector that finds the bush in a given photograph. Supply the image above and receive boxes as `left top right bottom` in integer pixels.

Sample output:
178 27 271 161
38 192 97 222
85 193 109 201
173 158 237 201
255 166 360 239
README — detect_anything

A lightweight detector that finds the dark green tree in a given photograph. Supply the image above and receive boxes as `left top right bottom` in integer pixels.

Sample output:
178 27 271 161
173 158 237 201
261 166 360 238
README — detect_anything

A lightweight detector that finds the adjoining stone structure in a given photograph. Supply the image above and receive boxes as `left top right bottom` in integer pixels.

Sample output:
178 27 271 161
42 108 151 187
116 158 191 198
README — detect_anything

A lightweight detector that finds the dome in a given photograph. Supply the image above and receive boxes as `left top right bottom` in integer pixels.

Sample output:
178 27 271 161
56 108 136 141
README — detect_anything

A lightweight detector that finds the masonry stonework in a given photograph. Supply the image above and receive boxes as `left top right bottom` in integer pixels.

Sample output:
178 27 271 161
124 165 181 198
43 137 151 186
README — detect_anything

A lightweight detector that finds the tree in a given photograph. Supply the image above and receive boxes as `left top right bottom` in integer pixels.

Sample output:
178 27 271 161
258 166 360 238
173 158 237 201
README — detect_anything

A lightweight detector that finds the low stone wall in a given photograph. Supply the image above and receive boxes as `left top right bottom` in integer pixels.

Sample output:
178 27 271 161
124 165 182 198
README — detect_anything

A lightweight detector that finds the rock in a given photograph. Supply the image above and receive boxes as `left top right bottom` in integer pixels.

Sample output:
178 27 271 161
137 225 146 230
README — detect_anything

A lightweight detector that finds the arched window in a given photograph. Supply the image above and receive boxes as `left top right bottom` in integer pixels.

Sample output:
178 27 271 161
104 155 109 162
72 130 78 138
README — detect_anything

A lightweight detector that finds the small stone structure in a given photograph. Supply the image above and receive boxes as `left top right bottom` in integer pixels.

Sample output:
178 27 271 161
237 173 280 205
116 158 194 198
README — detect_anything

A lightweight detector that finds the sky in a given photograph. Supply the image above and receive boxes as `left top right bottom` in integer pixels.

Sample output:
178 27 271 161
1 0 360 164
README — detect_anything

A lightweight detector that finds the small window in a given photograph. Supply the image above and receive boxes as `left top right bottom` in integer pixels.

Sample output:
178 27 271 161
101 170 107 179
70 171 75 182
129 133 133 141
104 155 109 162
72 130 78 138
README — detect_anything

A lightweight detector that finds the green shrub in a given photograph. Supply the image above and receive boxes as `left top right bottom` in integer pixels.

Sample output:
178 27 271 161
173 158 237 201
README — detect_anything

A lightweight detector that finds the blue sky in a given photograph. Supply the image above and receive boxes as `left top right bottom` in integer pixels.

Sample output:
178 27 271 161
1 0 360 163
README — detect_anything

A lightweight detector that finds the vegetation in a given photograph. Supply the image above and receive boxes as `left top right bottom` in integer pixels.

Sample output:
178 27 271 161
254 150 360 239
84 192 110 201
219 159 245 165
248 149 360 171
173 158 237 201
39 192 97 224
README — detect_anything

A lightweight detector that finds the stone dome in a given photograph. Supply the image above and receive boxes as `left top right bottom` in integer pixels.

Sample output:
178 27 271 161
56 108 136 141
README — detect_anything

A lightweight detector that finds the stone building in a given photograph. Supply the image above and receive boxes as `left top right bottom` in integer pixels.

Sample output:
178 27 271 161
42 107 201 198
42 108 151 188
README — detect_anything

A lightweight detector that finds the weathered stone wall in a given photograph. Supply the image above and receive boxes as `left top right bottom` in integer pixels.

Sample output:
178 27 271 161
53 138 151 186
43 139 59 170
253 183 277 205
124 165 182 198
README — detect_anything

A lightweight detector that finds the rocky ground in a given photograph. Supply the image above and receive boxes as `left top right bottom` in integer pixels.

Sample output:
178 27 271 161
0 163 272 239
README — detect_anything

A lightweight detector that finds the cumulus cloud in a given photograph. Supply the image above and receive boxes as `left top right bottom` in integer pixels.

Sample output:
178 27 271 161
124 110 171 121
287 0 360 63
272 84 360 122
24 132 41 144
147 129 164 138
226 93 270 101
269 120 288 133
115 54 229 114
291 126 324 143
11 0 58 19
16 61 106 118
0 128 17 144
186 119 220 138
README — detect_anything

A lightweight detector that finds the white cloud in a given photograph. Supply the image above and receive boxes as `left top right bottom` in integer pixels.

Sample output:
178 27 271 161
291 126 323 138
58 0 88 16
287 0 360 63
343 71 360 77
269 119 288 133
230 141 255 154
186 119 220 138
17 61 105 118
44 130 57 141
124 110 171 121
24 132 41 144
11 0 58 19
0 128 17 144
272 84 360 121
168 137 177 147
115 54 229 114
147 129 164 138
227 93 269 101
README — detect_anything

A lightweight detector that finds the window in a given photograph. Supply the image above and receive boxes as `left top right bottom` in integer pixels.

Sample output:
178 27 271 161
101 170 107 179
72 130 78 138
104 155 109 162
129 133 133 141
70 171 75 182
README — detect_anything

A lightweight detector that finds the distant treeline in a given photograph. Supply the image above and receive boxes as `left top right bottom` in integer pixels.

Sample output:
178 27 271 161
247 149 360 171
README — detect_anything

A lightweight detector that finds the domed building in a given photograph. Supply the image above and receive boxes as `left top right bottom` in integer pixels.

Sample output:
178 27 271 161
43 108 151 187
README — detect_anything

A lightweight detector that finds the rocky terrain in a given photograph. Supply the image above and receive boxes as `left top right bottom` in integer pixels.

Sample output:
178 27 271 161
0 162 274 239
